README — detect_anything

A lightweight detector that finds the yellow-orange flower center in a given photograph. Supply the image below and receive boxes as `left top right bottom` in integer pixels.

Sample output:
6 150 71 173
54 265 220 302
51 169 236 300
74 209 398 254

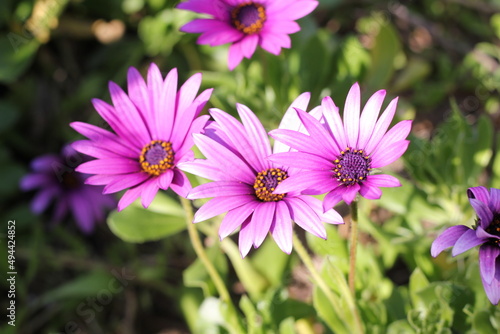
231 2 266 34
139 140 175 176
253 168 288 202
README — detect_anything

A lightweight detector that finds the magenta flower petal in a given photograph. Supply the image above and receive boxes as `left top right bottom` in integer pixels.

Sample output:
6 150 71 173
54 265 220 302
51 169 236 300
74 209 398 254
186 99 342 256
219 202 256 240
285 197 326 239
296 108 339 155
343 83 361 148
178 0 318 69
482 273 500 305
357 90 386 149
269 129 326 156
365 174 402 188
269 152 333 170
71 64 212 210
479 244 500 285
193 195 254 223
270 201 293 254
323 186 346 211
431 225 470 257
452 229 486 256
370 140 410 169
489 188 500 213
237 103 272 168
359 183 382 200
274 171 334 195
321 96 347 150
188 181 253 199
251 202 276 248
364 97 399 153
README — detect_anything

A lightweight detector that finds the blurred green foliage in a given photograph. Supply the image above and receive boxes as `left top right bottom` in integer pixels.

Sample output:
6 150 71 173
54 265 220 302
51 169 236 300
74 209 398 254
2 0 500 333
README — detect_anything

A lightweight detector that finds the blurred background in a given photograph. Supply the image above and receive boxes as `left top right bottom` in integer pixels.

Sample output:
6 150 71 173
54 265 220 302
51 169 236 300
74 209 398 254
2 0 500 333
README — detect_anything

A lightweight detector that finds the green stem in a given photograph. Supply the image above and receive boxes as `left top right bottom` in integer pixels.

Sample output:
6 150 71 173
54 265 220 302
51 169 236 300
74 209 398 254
180 196 231 302
292 232 343 315
348 200 359 295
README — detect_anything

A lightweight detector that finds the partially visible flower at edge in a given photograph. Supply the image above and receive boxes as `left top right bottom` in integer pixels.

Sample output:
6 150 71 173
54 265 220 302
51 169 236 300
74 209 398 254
177 0 318 70
179 93 343 258
431 186 500 305
70 63 213 211
20 145 116 234
269 83 412 211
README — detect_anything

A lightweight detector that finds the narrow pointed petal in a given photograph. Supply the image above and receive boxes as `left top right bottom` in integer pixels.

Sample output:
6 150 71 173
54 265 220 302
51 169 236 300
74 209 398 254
147 63 164 139
193 134 255 184
323 186 346 211
452 229 486 256
103 173 150 194
296 108 338 156
343 83 361 148
239 218 254 258
117 185 143 211
270 201 293 254
366 174 401 188
127 66 153 129
370 140 410 169
158 169 174 190
237 103 272 169
76 158 141 175
177 73 202 115
479 244 500 285
359 183 383 200
321 96 347 151
298 195 344 225
193 195 253 223
364 97 399 154
358 90 386 149
210 108 265 171
178 159 239 182
342 184 360 204
251 202 276 248
371 120 412 158
140 178 160 208
188 181 253 199
286 197 326 239
268 152 333 170
158 68 178 140
269 129 325 156
431 225 470 257
481 274 500 305
219 202 256 240
241 34 258 58
228 41 244 70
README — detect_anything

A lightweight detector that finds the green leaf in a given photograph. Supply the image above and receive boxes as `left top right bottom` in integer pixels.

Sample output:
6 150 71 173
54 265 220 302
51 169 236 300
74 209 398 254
472 310 497 334
251 237 290 287
364 21 401 90
0 34 39 83
408 268 429 307
107 192 186 243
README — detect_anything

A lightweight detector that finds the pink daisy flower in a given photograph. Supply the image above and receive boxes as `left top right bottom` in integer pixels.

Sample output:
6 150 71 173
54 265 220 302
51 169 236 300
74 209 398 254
177 0 319 70
70 63 213 211
179 93 343 257
269 83 412 210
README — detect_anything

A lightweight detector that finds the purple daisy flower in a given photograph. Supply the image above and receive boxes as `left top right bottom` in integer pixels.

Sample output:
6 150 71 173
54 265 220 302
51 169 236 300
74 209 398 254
70 63 213 211
268 83 412 210
431 186 500 305
20 145 116 234
177 0 318 70
179 93 343 257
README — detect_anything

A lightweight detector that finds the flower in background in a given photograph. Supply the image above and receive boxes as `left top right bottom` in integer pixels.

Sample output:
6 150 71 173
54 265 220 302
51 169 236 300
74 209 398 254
431 186 500 305
179 94 343 257
20 145 116 234
71 63 213 211
177 0 318 70
269 83 412 210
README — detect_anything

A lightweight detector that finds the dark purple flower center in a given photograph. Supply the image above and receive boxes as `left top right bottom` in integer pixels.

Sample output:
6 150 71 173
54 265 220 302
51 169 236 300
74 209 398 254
253 168 288 202
139 140 175 176
333 147 372 186
231 2 266 34
62 171 82 190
